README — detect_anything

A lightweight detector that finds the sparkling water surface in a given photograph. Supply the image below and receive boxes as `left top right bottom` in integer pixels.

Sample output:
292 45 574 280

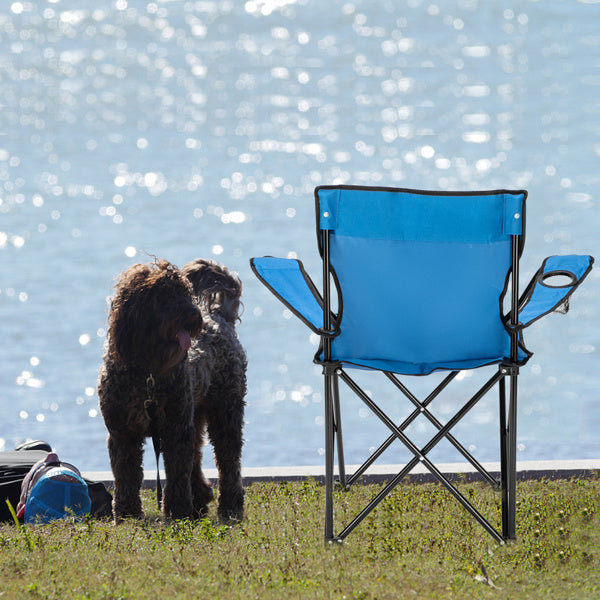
0 0 598 472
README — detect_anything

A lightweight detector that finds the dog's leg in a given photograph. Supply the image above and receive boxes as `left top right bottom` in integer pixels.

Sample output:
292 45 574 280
108 431 144 522
161 426 195 519
160 383 195 520
190 411 214 518
206 389 245 523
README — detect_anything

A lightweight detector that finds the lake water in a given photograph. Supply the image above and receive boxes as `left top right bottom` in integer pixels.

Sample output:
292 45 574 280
0 0 598 473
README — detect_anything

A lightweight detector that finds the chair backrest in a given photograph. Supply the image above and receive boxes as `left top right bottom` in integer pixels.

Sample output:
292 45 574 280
316 186 528 375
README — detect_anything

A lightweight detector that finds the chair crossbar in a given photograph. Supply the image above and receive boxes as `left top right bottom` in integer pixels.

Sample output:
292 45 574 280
384 372 500 489
345 370 459 487
339 368 502 475
330 376 347 489
336 439 505 543
331 367 506 542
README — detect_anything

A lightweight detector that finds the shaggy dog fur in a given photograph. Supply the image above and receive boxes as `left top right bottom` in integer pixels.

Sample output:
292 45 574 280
98 258 246 523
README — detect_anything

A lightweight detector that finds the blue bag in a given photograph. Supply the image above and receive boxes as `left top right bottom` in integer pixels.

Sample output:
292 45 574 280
16 453 91 524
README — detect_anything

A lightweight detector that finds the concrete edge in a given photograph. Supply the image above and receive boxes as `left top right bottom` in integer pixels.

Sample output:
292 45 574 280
82 459 600 488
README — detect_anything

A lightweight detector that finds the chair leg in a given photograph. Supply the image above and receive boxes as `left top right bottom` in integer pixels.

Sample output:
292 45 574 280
499 367 518 540
499 376 510 537
323 367 337 542
506 371 519 540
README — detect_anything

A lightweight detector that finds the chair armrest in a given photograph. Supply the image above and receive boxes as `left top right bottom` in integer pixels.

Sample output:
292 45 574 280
250 257 331 334
516 254 594 328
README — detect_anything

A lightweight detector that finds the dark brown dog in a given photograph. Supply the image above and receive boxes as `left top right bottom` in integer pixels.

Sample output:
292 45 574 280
98 258 246 523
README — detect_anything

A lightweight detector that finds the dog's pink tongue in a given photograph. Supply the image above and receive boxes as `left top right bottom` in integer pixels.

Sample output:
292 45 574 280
177 329 192 351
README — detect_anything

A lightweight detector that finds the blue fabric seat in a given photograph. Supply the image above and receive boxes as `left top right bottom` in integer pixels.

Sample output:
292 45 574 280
251 185 593 543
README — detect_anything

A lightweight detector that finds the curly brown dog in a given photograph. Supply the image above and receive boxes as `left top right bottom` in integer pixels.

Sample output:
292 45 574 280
98 258 246 523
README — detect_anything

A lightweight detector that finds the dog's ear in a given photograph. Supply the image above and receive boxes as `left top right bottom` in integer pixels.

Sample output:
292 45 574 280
108 293 141 368
108 264 155 367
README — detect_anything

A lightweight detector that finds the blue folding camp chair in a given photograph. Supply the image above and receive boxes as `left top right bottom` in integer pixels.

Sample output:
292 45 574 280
251 185 594 543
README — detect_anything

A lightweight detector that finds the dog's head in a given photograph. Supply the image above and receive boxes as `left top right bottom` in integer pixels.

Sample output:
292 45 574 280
181 258 243 324
107 259 203 375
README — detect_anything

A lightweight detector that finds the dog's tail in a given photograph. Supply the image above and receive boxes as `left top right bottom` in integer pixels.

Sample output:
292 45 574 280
181 259 243 324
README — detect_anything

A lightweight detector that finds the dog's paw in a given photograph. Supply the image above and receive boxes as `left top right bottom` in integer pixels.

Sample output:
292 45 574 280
113 509 144 524
217 487 244 524
113 498 144 523
192 502 210 520
192 478 214 518
162 498 194 520
217 504 244 525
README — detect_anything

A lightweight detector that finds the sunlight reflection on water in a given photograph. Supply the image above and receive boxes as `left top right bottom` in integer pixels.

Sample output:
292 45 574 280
0 0 598 469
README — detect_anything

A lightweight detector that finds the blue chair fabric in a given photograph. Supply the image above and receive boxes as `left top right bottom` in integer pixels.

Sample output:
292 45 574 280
251 185 594 543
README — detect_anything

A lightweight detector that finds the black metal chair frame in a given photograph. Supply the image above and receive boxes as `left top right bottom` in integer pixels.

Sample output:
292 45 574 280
320 233 523 544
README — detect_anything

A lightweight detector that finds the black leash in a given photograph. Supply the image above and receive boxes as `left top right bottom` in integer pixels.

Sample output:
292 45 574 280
144 374 162 510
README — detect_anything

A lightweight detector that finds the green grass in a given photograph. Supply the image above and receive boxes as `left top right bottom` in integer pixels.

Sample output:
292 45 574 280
0 477 598 599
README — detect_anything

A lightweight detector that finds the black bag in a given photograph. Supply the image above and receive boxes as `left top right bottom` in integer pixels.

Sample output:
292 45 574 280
0 441 112 522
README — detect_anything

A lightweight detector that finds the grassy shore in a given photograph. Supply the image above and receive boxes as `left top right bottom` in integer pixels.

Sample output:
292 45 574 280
0 476 598 599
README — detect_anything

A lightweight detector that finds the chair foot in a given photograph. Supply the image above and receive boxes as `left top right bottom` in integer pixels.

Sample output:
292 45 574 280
334 479 351 492
326 537 344 546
